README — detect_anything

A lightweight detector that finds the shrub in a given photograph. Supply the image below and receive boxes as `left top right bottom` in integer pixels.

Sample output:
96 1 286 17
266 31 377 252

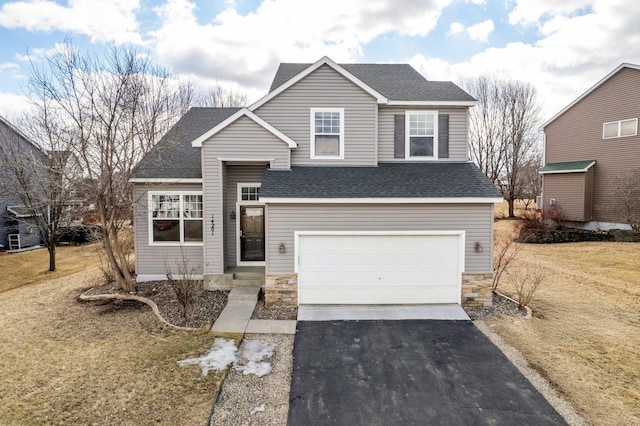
493 235 522 291
519 208 543 231
542 205 568 229
506 264 546 309
165 251 203 321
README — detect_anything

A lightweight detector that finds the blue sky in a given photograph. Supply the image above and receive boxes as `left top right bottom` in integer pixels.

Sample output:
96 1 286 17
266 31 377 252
0 0 638 121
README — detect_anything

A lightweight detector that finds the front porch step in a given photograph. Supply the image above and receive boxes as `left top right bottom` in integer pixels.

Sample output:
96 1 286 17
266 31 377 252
228 286 260 302
233 271 265 281
231 278 265 287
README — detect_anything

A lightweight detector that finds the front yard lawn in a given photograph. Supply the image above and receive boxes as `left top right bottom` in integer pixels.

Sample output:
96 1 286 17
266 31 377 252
0 265 235 424
491 218 640 425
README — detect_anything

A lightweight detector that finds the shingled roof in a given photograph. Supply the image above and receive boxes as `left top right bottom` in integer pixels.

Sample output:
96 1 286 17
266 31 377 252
260 162 502 199
132 107 239 179
268 63 475 103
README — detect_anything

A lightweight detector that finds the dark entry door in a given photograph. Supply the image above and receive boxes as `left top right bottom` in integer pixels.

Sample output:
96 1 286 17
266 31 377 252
240 206 265 262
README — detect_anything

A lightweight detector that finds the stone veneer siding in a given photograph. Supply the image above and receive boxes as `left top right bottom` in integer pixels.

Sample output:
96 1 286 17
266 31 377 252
266 272 494 307
265 273 298 306
461 273 493 307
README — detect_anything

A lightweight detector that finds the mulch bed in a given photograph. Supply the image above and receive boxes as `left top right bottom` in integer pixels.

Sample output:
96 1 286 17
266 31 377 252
463 292 528 320
519 227 640 244
84 283 522 327
83 281 228 329
251 290 298 320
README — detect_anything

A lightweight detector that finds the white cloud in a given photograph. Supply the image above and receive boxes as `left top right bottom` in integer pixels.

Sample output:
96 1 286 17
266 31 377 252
151 0 453 95
411 0 640 121
508 0 593 26
466 19 494 42
448 19 494 43
0 0 143 44
449 22 465 35
0 92 31 121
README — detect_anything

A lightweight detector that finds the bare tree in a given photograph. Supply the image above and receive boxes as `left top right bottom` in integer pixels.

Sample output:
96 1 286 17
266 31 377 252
27 41 193 291
463 76 542 217
198 82 248 107
613 168 640 231
515 151 543 210
464 76 508 186
502 80 542 217
0 116 81 271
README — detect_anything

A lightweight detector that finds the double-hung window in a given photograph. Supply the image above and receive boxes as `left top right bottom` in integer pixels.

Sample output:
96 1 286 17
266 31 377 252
310 108 344 159
602 118 637 139
149 192 203 244
406 111 438 159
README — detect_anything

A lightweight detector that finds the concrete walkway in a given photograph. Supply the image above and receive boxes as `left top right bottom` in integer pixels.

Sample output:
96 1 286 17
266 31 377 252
211 286 297 334
298 304 470 321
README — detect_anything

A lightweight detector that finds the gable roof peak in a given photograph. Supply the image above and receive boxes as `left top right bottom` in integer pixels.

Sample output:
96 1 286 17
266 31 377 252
264 58 475 105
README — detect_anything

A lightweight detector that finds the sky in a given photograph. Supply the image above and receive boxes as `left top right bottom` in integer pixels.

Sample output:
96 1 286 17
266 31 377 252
0 0 638 123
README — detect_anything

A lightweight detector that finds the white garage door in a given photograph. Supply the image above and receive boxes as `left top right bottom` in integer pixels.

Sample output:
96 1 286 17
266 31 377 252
296 232 464 305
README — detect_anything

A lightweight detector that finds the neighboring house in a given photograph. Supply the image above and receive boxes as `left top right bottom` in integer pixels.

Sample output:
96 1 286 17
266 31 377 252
131 57 502 307
0 115 47 250
540 63 640 229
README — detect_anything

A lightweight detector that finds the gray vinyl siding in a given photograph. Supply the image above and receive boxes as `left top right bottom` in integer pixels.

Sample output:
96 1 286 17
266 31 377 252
202 157 224 275
266 203 493 274
224 164 268 268
378 106 469 161
133 183 204 277
0 120 47 249
255 64 378 165
544 67 640 223
202 116 290 169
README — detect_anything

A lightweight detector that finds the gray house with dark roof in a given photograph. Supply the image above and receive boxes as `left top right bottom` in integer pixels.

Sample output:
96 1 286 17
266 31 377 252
131 57 502 307
0 115 47 251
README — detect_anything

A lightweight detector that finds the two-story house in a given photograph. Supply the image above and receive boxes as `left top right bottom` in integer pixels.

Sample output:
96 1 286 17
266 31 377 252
540 63 640 229
0 115 47 251
131 57 502 307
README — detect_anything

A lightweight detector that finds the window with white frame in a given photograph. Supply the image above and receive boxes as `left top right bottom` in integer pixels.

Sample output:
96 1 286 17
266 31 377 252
310 108 344 158
406 111 438 158
239 185 260 201
603 118 638 139
150 192 203 244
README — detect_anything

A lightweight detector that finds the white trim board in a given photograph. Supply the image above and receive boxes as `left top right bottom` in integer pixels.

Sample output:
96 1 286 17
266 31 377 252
137 274 204 282
260 197 504 204
386 100 476 106
130 178 203 183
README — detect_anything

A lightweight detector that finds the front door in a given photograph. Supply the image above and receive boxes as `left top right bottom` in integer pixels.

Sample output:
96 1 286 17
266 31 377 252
240 206 265 262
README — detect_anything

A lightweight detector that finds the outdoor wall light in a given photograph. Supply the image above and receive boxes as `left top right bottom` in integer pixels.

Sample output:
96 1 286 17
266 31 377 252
279 242 286 254
230 210 236 220
475 241 483 253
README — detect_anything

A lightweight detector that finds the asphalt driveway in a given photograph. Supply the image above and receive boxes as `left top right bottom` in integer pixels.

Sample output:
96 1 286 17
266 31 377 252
288 320 566 425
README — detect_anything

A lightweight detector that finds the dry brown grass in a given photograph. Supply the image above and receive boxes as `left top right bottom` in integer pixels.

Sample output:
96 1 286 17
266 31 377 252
489 218 640 425
0 244 103 294
0 267 240 424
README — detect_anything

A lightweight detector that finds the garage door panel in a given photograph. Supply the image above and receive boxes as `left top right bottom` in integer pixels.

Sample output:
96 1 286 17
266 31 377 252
297 233 463 305
299 286 459 305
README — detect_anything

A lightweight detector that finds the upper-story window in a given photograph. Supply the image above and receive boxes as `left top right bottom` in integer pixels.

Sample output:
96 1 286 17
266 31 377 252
149 192 203 245
406 111 438 159
603 118 637 139
310 108 344 159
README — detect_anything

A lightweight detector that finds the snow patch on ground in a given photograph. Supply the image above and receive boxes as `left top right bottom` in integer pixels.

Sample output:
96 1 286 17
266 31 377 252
178 338 277 378
233 339 277 377
178 338 238 376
